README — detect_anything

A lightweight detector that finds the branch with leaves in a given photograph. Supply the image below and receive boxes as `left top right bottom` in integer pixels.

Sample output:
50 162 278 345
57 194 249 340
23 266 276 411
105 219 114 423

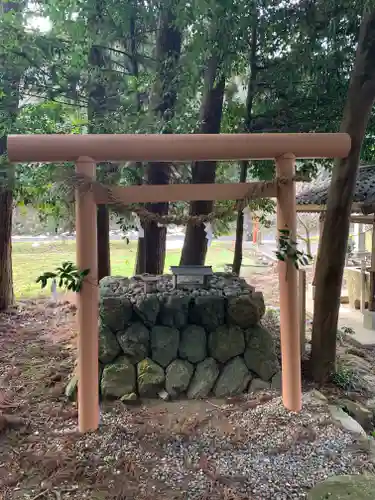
36 262 90 293
275 228 312 269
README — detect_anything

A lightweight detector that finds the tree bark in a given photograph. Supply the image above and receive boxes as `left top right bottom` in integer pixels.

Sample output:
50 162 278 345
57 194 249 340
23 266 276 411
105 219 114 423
144 5 182 274
87 1 117 280
311 7 375 383
135 232 146 275
128 9 147 275
0 1 22 311
0 186 14 312
232 161 248 275
97 204 110 280
232 14 258 275
179 57 225 265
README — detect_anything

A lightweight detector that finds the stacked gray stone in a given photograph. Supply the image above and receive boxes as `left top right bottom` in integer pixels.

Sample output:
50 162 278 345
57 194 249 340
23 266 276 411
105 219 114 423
67 273 281 401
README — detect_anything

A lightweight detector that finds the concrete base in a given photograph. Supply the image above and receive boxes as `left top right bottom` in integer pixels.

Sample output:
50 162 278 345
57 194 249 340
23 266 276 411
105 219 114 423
363 310 375 331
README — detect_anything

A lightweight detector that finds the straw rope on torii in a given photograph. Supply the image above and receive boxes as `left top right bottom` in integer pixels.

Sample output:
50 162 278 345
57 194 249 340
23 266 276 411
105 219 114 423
57 171 309 226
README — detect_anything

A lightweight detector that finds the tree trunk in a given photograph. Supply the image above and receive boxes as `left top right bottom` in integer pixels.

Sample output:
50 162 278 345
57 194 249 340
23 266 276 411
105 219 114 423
97 204 110 280
128 9 147 275
311 7 375 383
0 1 22 311
135 231 146 275
144 179 168 275
87 1 116 280
0 188 14 311
232 14 258 275
232 161 248 275
179 57 225 265
144 5 182 274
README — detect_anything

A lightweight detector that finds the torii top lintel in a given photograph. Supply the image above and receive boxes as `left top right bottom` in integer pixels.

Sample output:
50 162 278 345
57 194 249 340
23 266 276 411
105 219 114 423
7 132 351 163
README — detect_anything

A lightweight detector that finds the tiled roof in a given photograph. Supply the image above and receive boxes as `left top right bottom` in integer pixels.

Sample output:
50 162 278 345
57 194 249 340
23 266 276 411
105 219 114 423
296 165 375 206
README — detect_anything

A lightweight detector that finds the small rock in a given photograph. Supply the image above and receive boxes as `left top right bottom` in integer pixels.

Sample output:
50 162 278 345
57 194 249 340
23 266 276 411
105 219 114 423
99 294 132 332
137 358 165 397
227 293 265 328
187 358 219 399
166 359 194 398
134 295 160 327
338 399 373 431
248 378 270 393
65 374 78 400
158 389 170 401
189 296 225 331
116 322 150 364
214 357 251 397
101 356 136 399
99 322 121 364
309 389 328 403
99 276 130 296
208 325 245 363
159 296 190 328
120 392 138 404
179 325 207 363
328 405 366 436
151 326 180 367
307 474 375 499
271 371 282 390
65 365 103 400
244 325 279 381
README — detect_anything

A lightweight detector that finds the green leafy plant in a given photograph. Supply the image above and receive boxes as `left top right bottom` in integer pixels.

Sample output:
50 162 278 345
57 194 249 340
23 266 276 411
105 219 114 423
331 366 362 392
337 325 355 343
36 262 90 292
275 228 313 269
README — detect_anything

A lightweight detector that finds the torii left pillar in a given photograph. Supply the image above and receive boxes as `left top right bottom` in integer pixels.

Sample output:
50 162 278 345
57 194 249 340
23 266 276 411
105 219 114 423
76 156 100 432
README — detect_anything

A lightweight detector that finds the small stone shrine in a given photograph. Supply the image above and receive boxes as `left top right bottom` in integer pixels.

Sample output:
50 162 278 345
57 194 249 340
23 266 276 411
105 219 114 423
66 272 281 402
170 265 213 289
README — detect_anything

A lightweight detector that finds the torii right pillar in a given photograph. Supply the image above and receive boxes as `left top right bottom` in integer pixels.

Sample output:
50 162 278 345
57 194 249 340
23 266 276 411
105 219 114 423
275 153 302 412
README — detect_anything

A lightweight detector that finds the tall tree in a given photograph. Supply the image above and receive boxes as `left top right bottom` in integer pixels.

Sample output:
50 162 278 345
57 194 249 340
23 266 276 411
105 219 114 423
143 2 182 274
87 0 116 281
0 0 24 311
179 56 225 265
180 0 245 265
232 5 258 275
311 5 375 383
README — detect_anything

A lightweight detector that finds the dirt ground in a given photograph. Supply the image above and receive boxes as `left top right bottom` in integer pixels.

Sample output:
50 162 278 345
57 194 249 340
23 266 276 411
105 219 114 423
0 267 351 500
0 268 283 500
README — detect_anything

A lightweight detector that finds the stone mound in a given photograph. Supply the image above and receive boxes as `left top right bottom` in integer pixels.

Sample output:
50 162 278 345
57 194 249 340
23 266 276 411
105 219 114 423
67 273 280 401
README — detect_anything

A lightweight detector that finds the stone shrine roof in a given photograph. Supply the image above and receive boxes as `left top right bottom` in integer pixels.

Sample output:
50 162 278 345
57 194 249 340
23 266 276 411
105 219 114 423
296 165 375 208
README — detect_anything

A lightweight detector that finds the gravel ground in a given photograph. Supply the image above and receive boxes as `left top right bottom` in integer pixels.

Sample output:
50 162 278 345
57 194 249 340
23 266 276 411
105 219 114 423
15 392 372 500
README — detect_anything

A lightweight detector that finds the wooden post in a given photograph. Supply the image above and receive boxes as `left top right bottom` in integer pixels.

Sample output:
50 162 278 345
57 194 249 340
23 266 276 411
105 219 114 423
276 153 301 412
298 269 306 355
76 156 100 432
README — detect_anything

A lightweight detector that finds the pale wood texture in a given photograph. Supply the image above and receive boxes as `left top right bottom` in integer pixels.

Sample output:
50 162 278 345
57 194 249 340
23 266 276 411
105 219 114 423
7 132 351 163
299 269 306 355
76 157 99 432
95 181 277 204
276 154 301 412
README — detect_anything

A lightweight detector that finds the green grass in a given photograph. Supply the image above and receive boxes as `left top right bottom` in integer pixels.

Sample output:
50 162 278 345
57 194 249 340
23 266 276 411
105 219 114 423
13 239 257 298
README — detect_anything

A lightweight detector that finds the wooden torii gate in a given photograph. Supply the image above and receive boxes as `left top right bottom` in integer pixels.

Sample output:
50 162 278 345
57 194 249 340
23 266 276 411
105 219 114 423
7 132 351 433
